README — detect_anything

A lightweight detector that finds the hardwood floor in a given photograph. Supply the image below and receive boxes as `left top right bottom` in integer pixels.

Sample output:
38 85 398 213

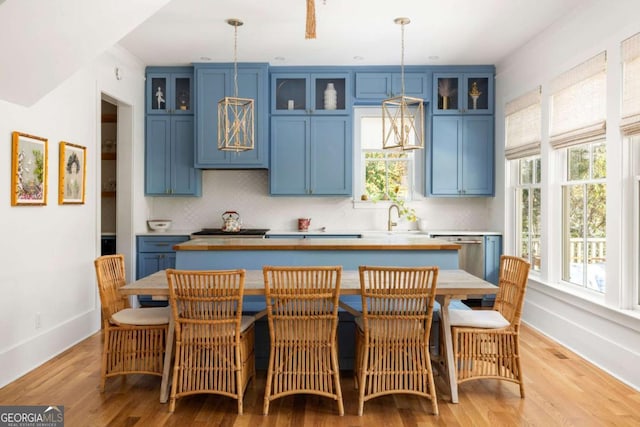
1 325 638 426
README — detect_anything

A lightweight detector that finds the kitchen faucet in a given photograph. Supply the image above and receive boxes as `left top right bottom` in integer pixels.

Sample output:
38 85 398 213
388 204 400 231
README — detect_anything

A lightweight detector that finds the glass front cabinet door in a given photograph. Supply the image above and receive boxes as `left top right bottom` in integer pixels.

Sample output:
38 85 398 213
147 71 193 114
271 72 349 115
433 73 493 115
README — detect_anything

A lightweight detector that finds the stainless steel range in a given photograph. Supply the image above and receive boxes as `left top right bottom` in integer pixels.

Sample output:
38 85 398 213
190 228 269 239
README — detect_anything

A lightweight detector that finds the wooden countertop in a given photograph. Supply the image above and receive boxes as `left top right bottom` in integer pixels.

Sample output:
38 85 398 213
174 237 461 251
122 269 496 297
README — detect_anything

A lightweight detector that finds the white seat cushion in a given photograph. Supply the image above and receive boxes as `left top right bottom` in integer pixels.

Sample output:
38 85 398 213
240 315 255 333
448 309 510 329
111 307 170 326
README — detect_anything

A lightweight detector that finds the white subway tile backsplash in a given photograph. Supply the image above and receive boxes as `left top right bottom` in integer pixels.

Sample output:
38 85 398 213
149 170 492 233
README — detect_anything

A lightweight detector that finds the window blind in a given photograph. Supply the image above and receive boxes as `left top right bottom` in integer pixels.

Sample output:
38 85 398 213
504 87 541 159
550 52 606 149
621 32 640 135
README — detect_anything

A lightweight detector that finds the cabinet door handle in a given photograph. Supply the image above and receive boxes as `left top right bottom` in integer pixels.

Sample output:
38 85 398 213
154 243 170 247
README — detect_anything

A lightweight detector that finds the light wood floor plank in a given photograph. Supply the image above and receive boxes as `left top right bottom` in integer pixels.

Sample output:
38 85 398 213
0 325 638 426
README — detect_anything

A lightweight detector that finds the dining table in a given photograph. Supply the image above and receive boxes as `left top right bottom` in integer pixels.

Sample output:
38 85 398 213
120 268 498 404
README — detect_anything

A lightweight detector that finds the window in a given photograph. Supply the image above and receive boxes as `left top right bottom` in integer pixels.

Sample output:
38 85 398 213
561 142 606 292
353 108 418 202
505 87 542 272
548 52 607 293
515 156 541 271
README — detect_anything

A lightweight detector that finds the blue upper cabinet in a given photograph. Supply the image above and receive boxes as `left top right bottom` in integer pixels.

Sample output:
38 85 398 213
145 115 201 196
429 115 494 196
146 68 193 115
145 67 201 196
193 63 269 168
433 72 494 115
271 71 351 115
354 69 429 101
270 116 352 196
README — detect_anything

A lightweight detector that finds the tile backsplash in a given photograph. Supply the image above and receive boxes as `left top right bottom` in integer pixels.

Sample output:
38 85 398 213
148 170 493 233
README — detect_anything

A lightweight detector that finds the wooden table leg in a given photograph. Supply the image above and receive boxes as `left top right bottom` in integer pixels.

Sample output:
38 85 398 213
160 311 175 403
436 295 459 403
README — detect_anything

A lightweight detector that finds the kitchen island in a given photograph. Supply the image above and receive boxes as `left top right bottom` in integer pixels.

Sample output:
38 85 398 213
173 236 463 374
173 236 461 270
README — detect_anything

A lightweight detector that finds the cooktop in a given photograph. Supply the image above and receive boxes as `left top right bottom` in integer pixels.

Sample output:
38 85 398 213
191 228 270 236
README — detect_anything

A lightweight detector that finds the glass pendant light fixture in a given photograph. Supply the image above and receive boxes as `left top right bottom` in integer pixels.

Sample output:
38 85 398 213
218 18 254 152
382 17 424 150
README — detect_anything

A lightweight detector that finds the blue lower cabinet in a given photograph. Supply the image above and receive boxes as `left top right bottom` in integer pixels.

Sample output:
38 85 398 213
483 235 502 306
246 296 469 371
136 235 190 306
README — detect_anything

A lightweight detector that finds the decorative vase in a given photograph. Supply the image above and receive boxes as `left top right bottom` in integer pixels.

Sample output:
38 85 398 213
471 95 480 110
442 95 449 110
324 83 337 110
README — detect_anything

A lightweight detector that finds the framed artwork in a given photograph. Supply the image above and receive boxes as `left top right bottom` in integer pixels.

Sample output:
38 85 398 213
11 131 48 206
58 141 86 204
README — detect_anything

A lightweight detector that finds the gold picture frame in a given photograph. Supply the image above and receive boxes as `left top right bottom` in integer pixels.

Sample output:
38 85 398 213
11 131 48 206
58 141 86 204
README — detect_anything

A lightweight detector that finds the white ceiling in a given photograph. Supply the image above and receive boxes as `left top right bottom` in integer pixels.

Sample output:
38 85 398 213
0 0 586 106
118 0 586 67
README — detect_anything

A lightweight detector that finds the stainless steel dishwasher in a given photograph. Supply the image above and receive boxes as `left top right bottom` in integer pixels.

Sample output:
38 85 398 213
431 234 485 302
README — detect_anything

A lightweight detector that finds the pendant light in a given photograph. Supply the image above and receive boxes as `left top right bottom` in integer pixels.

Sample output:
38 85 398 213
382 17 424 150
218 18 254 152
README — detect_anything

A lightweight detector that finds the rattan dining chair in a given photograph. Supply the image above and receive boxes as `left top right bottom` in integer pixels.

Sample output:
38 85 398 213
355 265 440 416
94 254 169 392
262 266 344 416
166 268 255 414
450 255 531 397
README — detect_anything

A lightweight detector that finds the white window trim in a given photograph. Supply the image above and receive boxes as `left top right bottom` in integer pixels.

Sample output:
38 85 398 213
557 144 607 294
352 106 425 210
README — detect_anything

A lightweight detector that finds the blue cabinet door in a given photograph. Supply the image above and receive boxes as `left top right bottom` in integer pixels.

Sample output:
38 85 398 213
145 116 171 195
354 73 393 99
355 72 428 99
433 72 494 115
429 115 493 196
461 116 494 196
484 235 502 285
145 115 201 196
146 70 193 115
170 116 201 195
270 116 352 196
483 235 502 306
194 65 268 168
310 116 352 195
430 116 461 195
271 71 351 115
270 116 309 194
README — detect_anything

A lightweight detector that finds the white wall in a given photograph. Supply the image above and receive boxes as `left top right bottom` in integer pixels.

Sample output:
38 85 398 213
495 0 640 390
0 46 146 387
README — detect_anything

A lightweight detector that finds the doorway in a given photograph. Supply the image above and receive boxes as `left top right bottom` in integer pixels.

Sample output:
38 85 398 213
100 99 117 255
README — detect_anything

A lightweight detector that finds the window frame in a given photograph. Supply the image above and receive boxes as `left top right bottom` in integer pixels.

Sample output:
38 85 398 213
513 155 542 273
559 140 607 293
352 107 424 208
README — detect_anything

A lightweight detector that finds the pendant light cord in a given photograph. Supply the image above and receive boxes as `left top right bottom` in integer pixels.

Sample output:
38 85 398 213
401 20 405 97
233 23 239 99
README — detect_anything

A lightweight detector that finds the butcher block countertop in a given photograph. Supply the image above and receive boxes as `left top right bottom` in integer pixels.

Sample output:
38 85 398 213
174 237 461 251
